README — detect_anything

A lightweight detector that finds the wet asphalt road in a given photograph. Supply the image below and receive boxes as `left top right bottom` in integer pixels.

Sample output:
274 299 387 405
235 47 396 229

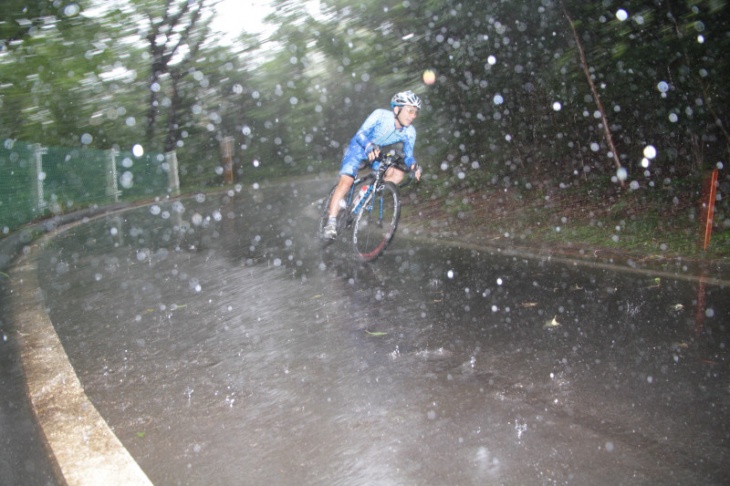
4 177 730 485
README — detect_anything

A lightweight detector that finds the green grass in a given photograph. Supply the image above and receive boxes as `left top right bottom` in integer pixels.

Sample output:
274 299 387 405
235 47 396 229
405 173 729 262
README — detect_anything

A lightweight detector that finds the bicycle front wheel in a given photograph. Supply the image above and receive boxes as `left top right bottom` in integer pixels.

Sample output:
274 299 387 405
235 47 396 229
352 181 400 262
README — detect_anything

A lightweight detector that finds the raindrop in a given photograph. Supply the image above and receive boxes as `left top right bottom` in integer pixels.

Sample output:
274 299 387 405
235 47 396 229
552 101 562 111
493 94 504 105
80 133 93 145
657 81 669 93
616 9 628 21
63 4 80 16
120 171 134 188
616 167 628 181
643 145 657 159
132 144 144 157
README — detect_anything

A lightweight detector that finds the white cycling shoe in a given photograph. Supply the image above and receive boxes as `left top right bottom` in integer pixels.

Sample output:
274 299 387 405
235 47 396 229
322 222 337 240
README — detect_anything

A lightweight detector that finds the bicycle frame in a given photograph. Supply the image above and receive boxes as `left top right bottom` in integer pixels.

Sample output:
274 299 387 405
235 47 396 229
319 150 412 261
348 152 409 218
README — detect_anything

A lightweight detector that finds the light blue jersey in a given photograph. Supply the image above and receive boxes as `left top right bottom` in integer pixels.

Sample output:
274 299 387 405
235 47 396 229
339 109 417 178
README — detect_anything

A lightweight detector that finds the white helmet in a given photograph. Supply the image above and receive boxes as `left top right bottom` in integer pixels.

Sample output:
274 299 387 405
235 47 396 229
391 90 422 109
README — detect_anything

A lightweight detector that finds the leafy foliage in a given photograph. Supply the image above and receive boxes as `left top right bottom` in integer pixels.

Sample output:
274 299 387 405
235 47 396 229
0 0 728 195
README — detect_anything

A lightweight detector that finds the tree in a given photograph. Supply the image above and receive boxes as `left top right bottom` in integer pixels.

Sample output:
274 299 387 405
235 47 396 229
129 0 216 150
0 0 119 147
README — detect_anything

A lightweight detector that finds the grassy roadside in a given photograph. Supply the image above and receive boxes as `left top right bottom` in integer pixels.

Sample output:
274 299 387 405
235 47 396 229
400 174 729 271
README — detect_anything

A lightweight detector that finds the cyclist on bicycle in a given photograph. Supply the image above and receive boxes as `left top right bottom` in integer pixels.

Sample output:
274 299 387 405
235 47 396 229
322 90 423 240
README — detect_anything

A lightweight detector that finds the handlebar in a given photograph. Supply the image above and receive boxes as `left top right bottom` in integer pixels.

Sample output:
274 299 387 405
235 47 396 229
360 146 420 188
375 151 419 188
374 150 412 173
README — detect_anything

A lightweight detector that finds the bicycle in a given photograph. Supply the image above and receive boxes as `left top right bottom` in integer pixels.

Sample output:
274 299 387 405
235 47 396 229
318 150 415 262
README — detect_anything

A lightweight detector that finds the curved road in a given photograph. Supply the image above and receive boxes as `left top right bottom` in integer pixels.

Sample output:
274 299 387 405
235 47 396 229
3 177 730 485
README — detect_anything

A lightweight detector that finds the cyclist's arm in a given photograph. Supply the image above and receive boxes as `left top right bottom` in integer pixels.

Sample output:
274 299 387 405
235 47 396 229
352 110 383 154
402 127 419 173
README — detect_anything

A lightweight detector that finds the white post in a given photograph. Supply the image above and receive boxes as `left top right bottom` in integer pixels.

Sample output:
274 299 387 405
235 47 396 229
106 149 121 202
30 143 48 214
165 151 180 196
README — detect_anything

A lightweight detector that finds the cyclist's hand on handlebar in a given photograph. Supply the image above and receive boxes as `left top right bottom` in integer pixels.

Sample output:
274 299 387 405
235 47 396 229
414 165 422 181
366 144 380 162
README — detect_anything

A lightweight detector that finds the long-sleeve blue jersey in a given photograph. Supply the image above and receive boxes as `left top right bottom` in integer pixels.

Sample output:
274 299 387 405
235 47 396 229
339 108 417 178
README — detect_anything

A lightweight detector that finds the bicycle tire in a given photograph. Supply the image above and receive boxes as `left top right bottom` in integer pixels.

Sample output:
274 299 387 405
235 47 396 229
352 181 400 262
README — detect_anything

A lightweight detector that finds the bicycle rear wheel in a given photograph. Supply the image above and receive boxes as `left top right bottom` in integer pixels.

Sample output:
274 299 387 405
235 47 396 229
352 181 400 262
318 182 360 243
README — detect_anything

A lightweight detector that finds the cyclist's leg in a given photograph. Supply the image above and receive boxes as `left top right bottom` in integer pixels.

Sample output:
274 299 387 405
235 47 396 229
328 174 355 218
328 150 361 217
383 167 406 185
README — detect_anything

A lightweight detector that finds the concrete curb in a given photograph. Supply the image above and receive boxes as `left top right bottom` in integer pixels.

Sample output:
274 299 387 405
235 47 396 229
9 232 153 486
402 232 730 287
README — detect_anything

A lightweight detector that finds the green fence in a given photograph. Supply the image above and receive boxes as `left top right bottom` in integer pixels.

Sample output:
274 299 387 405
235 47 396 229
0 140 179 234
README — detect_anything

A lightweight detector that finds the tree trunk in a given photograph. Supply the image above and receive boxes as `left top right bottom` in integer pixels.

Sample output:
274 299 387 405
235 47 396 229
562 3 624 183
163 70 183 153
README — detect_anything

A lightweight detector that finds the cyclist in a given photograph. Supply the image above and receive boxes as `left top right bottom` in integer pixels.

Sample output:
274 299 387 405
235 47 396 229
322 90 423 240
